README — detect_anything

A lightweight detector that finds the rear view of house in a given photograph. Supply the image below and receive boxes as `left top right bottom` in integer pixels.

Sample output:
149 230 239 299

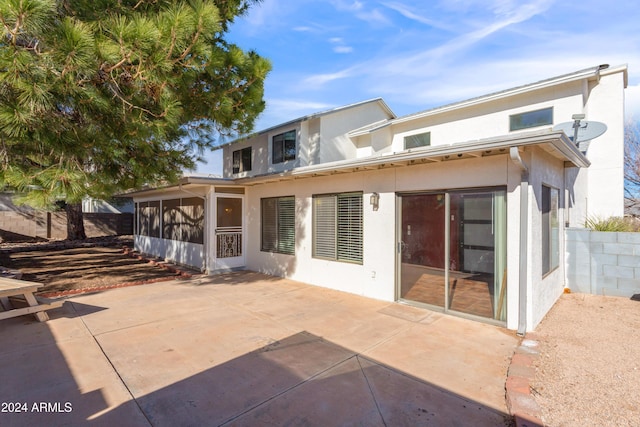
130 64 628 332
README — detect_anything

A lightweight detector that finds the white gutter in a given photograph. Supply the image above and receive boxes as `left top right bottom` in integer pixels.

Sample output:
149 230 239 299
233 129 588 186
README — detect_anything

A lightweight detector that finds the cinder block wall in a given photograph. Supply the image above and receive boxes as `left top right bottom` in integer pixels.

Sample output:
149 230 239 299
566 228 640 296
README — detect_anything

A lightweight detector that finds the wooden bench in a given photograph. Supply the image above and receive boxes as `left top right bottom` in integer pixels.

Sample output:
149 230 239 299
0 277 63 322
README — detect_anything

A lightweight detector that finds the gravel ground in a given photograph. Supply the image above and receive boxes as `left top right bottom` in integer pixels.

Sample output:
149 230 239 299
531 292 640 426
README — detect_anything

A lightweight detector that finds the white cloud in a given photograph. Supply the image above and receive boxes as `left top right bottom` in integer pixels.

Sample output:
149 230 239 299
626 84 640 121
254 99 336 130
355 8 392 26
381 2 456 31
331 0 364 12
303 67 359 87
334 46 354 53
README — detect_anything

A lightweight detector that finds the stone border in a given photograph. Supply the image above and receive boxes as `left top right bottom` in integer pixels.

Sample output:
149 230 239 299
505 333 544 426
38 246 197 298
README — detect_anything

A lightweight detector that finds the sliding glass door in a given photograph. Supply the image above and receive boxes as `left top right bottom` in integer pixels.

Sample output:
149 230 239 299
398 188 507 322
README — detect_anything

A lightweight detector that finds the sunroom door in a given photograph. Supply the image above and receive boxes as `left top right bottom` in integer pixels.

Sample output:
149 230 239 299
214 196 245 269
398 189 507 323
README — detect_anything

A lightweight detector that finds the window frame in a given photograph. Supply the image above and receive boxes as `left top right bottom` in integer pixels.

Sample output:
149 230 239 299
261 196 296 255
312 192 363 264
542 185 560 276
509 107 553 131
404 131 431 149
272 130 296 164
232 146 252 174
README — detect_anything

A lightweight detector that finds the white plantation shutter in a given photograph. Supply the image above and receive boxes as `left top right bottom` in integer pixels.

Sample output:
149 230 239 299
278 197 295 255
313 195 336 259
261 198 277 252
261 196 295 255
337 193 362 263
313 193 362 264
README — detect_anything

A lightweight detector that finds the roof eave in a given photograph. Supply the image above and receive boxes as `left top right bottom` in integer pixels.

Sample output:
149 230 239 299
234 130 589 185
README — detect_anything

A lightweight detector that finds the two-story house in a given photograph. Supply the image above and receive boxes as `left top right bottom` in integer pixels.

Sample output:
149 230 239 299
129 64 628 333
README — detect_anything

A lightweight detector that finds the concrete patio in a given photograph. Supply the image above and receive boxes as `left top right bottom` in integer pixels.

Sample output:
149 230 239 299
0 271 519 426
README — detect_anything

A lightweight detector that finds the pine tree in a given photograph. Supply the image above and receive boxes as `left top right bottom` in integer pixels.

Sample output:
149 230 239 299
0 0 270 239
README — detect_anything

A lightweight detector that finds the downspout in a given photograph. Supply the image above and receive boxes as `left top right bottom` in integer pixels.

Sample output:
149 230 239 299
179 184 208 273
509 147 529 336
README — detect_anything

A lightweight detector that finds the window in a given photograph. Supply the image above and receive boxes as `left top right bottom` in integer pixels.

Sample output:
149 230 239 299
232 147 252 174
510 107 553 131
313 193 363 264
261 196 295 255
542 185 559 275
272 130 296 164
180 197 205 244
162 198 205 244
138 201 160 238
404 132 431 149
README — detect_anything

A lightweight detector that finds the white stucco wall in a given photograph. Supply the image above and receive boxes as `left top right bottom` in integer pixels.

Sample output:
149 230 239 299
387 82 585 153
244 154 531 328
583 69 626 218
527 149 567 330
134 235 205 271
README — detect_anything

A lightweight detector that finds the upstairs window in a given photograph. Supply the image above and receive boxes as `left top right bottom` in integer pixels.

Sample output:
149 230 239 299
232 147 252 174
510 107 553 131
272 130 296 164
404 132 431 149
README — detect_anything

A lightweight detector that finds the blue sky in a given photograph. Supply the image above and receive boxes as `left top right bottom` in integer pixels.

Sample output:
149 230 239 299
195 0 640 173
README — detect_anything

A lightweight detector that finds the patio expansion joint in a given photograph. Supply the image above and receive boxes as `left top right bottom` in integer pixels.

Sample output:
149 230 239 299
358 321 422 356
71 303 153 426
356 355 389 427
218 351 363 426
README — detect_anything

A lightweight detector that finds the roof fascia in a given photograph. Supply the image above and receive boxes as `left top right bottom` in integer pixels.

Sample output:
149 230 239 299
233 130 589 185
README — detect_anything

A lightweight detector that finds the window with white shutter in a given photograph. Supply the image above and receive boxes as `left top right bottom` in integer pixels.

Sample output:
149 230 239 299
313 193 363 264
261 196 295 255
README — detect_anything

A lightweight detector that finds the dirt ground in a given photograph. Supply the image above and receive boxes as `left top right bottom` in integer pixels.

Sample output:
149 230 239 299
531 293 640 426
0 237 195 295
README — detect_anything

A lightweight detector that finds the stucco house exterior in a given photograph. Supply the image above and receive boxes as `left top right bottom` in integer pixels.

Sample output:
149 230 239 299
129 64 628 333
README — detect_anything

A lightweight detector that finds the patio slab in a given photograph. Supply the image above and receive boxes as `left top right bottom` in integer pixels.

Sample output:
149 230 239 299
0 271 517 426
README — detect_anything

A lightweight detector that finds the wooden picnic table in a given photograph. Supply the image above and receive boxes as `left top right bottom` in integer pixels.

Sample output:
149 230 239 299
0 277 63 322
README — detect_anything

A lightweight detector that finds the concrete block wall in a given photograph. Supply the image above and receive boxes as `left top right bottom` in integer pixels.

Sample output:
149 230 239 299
565 228 640 296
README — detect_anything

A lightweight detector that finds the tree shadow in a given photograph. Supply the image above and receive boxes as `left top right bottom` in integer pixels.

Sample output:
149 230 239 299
98 331 512 426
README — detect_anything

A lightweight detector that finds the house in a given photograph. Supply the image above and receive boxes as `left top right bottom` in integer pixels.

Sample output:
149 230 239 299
129 64 628 333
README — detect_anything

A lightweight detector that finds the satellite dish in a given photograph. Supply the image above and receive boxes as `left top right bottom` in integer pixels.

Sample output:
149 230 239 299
553 120 607 144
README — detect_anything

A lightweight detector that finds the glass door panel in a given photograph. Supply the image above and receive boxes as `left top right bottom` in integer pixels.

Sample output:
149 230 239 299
215 196 244 268
399 194 446 308
398 189 507 322
448 192 495 318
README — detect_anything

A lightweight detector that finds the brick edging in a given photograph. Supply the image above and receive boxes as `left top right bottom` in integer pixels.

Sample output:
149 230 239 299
505 333 545 427
38 246 197 298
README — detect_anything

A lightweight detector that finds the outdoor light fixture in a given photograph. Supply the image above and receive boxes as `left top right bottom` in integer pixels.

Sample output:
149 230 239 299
370 192 380 211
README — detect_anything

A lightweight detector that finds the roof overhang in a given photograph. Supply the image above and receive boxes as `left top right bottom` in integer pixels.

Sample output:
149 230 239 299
234 129 589 186
126 129 589 195
125 176 233 198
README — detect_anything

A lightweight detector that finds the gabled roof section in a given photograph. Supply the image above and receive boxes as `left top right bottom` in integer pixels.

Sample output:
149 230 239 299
220 98 395 148
351 64 628 135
